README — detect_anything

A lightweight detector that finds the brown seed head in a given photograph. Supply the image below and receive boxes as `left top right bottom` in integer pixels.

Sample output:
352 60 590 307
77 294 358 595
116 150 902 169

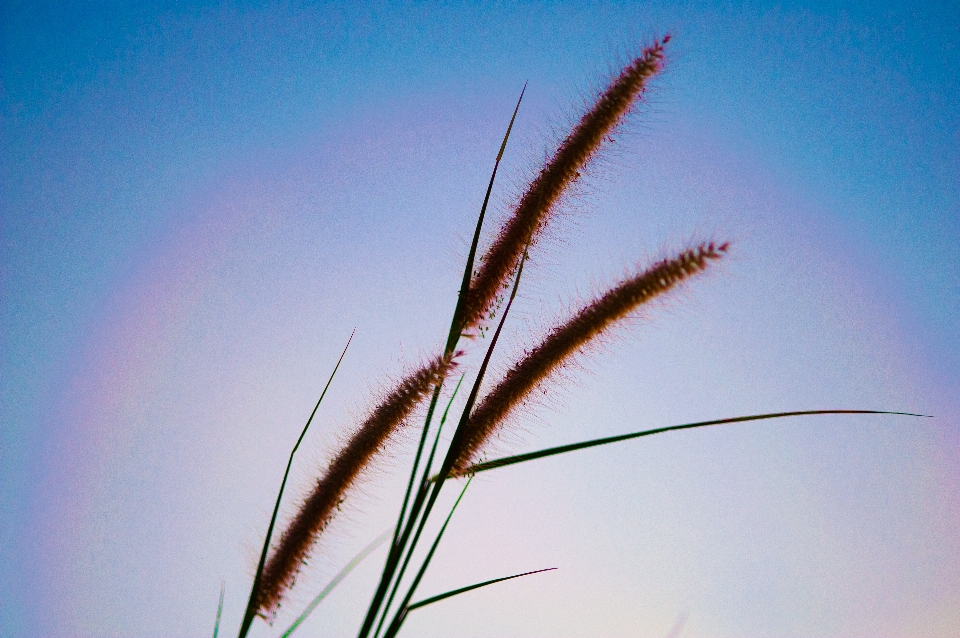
254 353 458 616
462 38 669 332
452 241 728 474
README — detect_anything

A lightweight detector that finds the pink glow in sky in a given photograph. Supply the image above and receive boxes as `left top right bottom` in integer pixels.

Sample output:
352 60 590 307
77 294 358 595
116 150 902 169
3 3 958 638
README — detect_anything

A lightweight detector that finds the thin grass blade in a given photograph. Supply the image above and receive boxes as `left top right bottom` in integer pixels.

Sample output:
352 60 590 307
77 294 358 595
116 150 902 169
461 409 929 476
407 567 556 611
237 330 355 638
445 83 526 351
279 530 392 638
212 580 224 638
372 374 466 636
381 478 473 638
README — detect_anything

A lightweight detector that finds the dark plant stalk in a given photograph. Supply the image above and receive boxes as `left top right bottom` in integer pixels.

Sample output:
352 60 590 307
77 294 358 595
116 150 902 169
354 92 524 638
372 376 465 638
356 86 527 638
386 80 522 551
360 248 528 638
380 477 474 638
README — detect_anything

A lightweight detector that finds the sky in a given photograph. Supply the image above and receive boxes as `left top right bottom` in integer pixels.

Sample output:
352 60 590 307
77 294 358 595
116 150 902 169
2 1 958 637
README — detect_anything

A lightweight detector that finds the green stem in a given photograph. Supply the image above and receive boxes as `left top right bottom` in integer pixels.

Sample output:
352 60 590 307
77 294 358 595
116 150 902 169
381 478 473 638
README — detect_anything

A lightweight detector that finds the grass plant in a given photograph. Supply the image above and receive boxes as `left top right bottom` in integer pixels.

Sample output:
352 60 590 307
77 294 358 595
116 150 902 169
228 35 923 638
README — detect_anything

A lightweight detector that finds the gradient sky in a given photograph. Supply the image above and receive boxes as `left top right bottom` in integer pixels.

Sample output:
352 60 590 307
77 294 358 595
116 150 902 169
2 2 959 637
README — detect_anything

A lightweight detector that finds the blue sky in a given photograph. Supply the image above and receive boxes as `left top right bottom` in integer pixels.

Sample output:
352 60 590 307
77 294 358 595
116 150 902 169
2 2 958 637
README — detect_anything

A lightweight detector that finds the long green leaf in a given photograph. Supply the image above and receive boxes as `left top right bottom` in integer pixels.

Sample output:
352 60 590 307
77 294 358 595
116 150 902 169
237 330 355 638
461 410 929 476
407 567 556 611
279 530 392 638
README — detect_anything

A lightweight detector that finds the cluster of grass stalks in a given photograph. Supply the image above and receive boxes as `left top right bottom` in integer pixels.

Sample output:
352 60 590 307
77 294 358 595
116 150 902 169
218 36 920 638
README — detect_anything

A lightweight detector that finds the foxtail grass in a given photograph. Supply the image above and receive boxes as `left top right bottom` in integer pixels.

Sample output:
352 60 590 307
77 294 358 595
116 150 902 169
461 37 668 332
253 353 457 617
452 241 728 474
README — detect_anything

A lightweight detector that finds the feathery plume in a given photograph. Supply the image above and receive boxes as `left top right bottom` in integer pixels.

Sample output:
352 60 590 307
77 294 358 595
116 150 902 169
255 354 458 616
452 241 728 475
462 37 669 332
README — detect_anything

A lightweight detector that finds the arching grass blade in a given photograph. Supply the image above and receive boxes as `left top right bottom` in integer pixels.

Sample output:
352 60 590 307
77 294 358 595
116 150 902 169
407 567 556 611
462 410 929 476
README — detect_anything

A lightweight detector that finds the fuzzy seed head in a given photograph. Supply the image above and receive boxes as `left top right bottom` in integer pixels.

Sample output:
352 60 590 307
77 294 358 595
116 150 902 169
254 354 457 616
452 241 727 474
462 38 669 333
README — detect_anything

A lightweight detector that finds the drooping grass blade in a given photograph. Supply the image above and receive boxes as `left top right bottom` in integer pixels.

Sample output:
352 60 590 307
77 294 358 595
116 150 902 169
279 529 392 638
237 330 355 638
380 478 473 638
212 580 224 638
462 410 929 476
357 85 526 638
407 567 556 611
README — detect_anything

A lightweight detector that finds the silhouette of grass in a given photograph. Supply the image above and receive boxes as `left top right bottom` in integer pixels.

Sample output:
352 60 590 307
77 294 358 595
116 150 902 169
229 35 925 638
